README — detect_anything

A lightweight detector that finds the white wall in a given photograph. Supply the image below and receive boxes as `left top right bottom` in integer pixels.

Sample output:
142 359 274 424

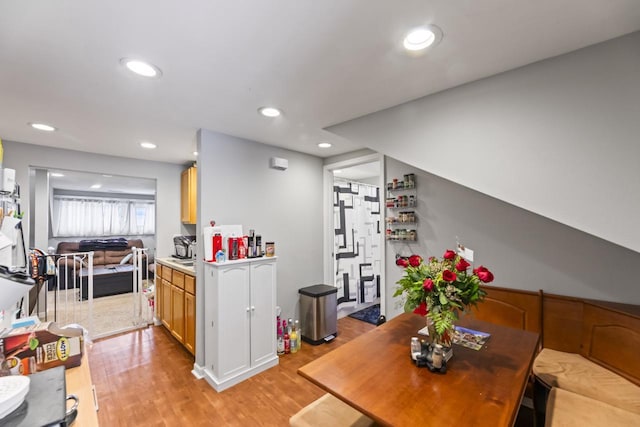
384 157 640 318
194 129 324 366
3 140 183 258
329 31 640 254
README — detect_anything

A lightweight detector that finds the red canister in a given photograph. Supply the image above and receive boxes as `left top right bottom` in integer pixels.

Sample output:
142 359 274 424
212 234 222 261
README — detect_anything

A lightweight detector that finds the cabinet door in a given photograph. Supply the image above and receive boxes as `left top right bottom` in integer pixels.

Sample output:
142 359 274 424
155 265 163 321
217 266 251 379
184 291 195 354
250 261 277 366
171 285 185 342
161 279 172 330
181 166 197 224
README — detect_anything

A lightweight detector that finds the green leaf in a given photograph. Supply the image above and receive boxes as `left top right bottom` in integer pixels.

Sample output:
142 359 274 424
439 293 448 306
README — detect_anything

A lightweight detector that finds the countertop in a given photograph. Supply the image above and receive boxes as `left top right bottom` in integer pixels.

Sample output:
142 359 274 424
156 257 196 275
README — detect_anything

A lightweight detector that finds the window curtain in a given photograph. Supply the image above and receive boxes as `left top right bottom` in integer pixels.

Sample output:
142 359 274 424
52 197 155 237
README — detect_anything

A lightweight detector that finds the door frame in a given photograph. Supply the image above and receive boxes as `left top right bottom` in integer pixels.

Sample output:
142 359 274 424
322 153 386 316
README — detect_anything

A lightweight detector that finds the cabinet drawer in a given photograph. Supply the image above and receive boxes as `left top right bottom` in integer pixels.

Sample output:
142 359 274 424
156 264 162 279
161 265 173 281
184 274 195 295
173 270 185 289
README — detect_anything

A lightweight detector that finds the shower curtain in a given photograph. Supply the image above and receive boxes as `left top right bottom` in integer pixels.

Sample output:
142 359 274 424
333 180 381 309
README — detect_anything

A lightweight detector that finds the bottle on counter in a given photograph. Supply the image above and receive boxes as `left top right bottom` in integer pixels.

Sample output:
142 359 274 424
284 330 290 354
277 321 284 356
290 323 298 354
295 320 302 350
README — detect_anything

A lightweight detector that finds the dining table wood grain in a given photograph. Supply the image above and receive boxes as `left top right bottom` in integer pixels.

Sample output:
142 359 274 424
298 312 539 427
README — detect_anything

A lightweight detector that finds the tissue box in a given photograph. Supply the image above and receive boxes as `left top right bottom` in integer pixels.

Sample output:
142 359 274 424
0 322 83 375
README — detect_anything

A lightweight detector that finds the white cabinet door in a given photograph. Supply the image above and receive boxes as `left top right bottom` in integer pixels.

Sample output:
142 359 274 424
216 265 251 380
250 260 277 366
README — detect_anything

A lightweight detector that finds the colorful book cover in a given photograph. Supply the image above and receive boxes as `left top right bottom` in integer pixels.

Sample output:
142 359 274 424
453 326 491 350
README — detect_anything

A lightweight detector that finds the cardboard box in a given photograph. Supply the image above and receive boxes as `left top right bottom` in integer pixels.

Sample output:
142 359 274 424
0 322 83 375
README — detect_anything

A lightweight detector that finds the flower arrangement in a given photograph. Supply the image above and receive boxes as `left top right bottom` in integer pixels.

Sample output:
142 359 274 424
393 250 494 344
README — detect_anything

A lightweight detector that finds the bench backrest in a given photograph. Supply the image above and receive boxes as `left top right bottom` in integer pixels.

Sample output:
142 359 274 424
471 285 640 387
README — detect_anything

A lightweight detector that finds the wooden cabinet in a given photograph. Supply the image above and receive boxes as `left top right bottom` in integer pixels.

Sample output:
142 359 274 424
156 261 196 355
185 291 196 354
161 279 172 330
184 274 196 354
181 166 197 224
171 284 185 342
155 264 163 322
203 257 277 392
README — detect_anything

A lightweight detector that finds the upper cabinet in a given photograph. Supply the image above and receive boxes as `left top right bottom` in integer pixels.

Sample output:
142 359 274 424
181 166 197 224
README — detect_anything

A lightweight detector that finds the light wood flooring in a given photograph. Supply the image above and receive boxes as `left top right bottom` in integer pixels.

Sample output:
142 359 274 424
89 317 534 426
89 317 375 426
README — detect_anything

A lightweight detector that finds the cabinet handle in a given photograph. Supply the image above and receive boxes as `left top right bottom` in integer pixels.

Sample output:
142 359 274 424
246 307 250 312
251 306 255 311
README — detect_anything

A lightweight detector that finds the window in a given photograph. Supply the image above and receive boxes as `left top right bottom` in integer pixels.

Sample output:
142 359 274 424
51 195 155 237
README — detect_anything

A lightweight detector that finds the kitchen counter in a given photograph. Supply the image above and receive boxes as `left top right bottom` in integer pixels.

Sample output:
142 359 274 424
156 257 196 275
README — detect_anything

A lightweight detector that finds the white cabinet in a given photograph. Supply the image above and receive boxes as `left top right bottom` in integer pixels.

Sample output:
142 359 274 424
203 257 277 392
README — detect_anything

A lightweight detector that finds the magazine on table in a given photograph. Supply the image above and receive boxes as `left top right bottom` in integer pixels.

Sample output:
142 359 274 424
453 326 491 350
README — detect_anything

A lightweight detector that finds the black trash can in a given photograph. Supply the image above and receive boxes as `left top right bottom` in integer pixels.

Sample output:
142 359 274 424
299 284 338 345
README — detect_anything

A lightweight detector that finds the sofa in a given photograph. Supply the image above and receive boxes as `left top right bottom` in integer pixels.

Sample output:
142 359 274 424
53 238 151 299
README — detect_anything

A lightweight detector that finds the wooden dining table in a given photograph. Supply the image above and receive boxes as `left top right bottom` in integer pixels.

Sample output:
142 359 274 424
298 312 539 427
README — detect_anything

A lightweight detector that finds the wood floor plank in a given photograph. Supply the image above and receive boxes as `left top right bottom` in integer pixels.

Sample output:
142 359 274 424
89 316 375 426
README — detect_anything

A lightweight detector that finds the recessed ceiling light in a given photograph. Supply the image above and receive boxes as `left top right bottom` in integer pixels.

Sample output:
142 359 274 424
121 58 162 78
29 122 56 132
258 107 282 118
140 141 157 149
333 170 342 174
50 172 64 178
90 184 102 189
318 142 332 148
403 25 442 52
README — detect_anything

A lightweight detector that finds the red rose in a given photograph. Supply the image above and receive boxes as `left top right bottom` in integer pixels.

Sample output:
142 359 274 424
396 257 409 268
428 256 436 262
408 255 422 267
473 266 494 283
443 250 456 260
455 258 470 272
442 269 457 282
423 278 434 291
413 301 428 316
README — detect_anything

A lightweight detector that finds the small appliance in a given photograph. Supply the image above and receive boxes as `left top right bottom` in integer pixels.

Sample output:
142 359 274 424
173 235 196 259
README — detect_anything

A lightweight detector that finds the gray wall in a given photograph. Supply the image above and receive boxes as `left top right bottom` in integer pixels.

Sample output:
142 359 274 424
384 156 640 320
194 129 324 365
4 140 183 258
329 31 640 254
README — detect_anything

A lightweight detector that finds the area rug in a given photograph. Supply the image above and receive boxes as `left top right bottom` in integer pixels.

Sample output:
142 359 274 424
348 304 381 325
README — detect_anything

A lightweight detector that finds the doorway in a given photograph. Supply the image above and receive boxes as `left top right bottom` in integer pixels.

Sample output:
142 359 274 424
323 154 385 318
28 167 157 339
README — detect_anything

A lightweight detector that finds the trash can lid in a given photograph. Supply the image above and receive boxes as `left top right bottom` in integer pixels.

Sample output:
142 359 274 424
299 284 338 297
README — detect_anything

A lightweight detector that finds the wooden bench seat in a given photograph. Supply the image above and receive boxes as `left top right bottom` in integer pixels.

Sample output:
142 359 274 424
533 348 640 415
290 394 378 427
545 387 640 426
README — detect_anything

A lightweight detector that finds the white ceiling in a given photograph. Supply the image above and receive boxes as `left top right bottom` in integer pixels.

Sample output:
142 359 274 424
333 161 380 181
46 168 156 195
1 1 639 164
